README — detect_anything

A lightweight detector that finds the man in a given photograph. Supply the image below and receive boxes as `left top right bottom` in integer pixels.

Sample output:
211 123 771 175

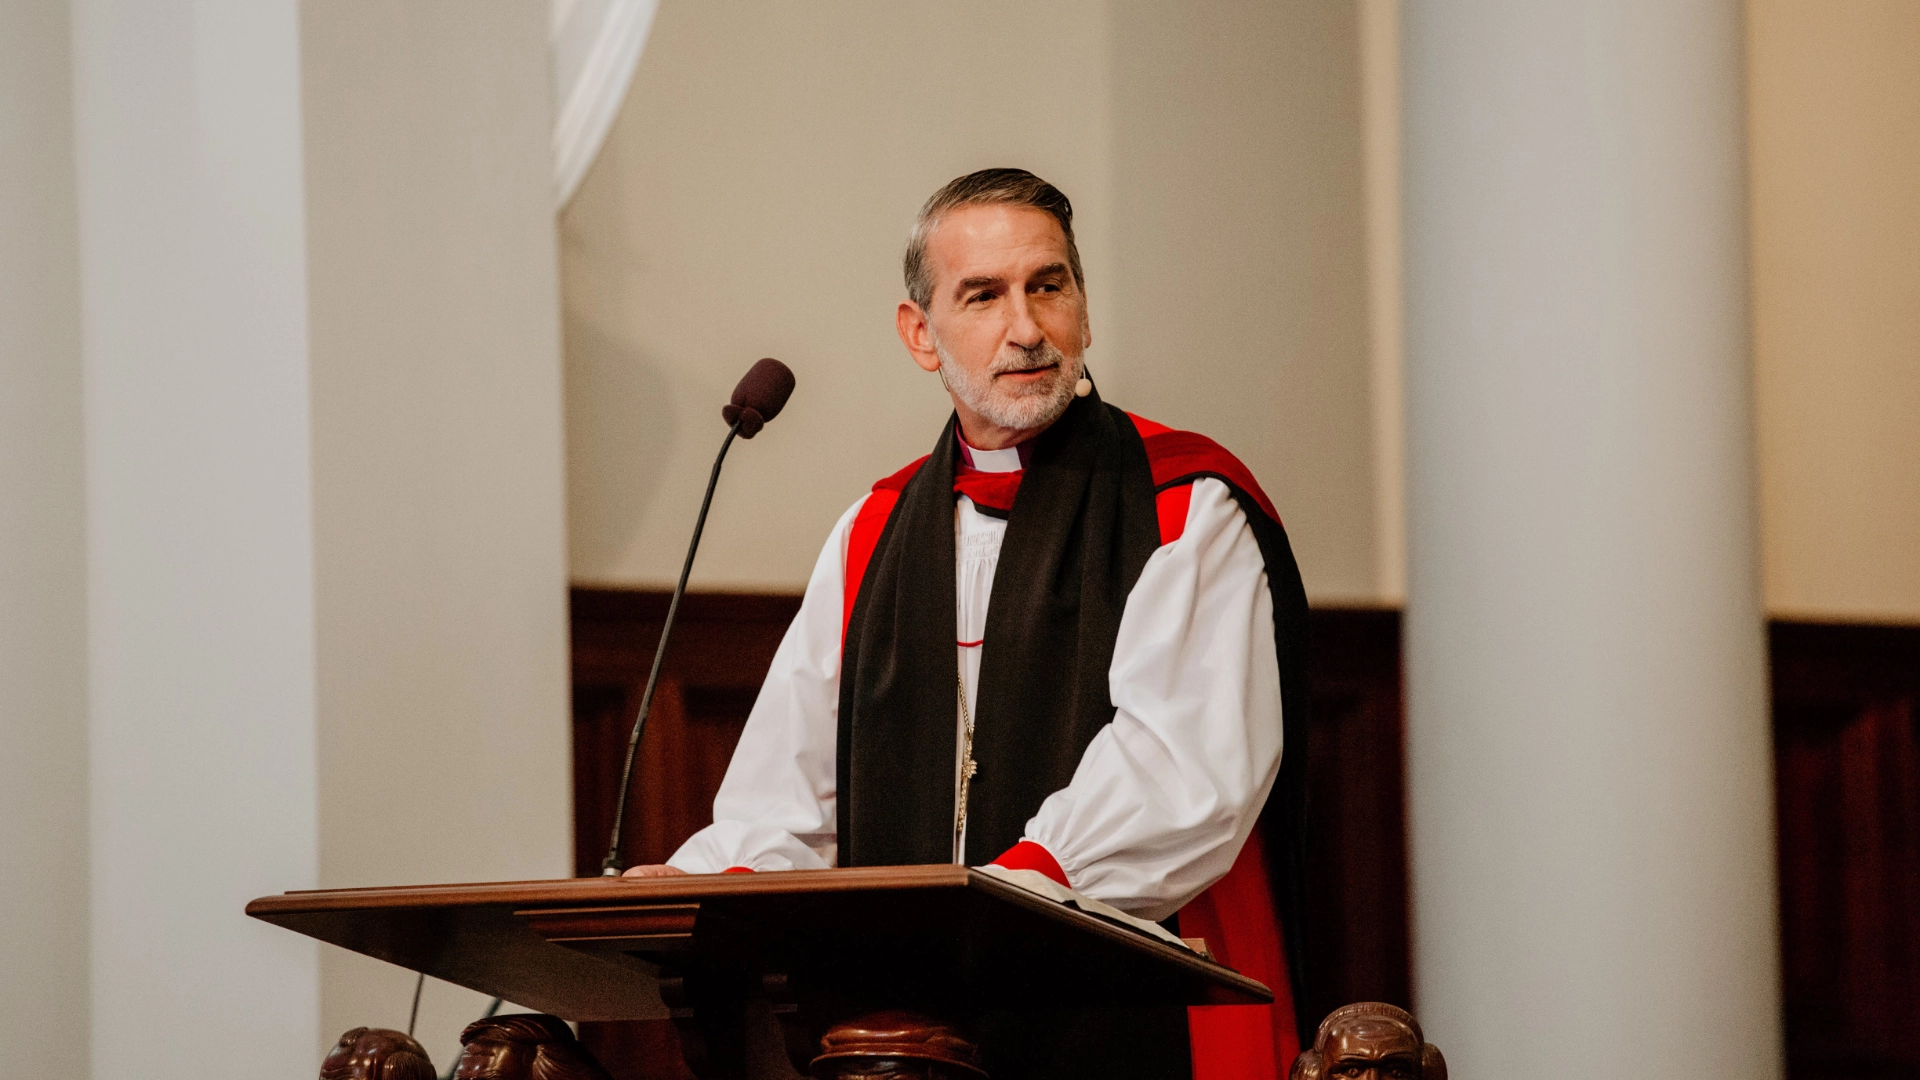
627 169 1311 1078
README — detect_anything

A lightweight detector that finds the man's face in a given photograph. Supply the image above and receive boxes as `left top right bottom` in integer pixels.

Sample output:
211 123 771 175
896 202 1089 447
1322 1017 1422 1080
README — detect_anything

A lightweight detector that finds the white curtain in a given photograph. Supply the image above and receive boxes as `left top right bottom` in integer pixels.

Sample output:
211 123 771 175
551 0 660 209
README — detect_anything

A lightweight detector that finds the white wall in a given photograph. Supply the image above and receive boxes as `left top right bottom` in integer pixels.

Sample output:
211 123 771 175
71 1 321 1073
560 0 1384 603
0 2 89 1077
300 2 574 1065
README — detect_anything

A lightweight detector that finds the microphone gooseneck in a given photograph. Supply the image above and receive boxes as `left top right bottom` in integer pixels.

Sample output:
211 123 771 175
600 359 795 876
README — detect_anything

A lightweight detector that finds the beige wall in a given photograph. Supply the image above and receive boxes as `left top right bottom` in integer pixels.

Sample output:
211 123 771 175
302 2 573 1064
1104 0 1375 601
0 2 89 1076
566 0 1920 618
1749 0 1920 622
1360 0 1407 604
561 0 1386 603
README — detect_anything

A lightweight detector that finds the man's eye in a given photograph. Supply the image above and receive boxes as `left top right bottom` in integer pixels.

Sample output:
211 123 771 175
968 291 994 304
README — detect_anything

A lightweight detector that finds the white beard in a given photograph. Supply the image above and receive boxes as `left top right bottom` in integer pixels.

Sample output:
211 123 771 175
934 334 1084 434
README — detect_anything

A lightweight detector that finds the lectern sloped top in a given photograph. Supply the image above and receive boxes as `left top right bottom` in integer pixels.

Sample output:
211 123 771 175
246 865 1270 1021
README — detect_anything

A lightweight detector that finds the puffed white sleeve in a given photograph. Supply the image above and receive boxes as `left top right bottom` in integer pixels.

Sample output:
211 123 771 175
1015 478 1283 921
663 495 863 873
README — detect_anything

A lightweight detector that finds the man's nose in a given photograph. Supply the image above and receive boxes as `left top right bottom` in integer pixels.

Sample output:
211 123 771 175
1004 292 1044 349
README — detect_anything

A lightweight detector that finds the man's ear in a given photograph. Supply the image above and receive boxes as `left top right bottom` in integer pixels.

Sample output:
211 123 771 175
897 300 942 373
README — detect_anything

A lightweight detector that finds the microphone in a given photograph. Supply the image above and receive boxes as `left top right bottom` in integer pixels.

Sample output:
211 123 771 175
600 358 796 875
722 356 796 439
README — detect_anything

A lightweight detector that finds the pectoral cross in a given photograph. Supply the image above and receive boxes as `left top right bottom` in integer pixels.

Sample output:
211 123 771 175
955 671 978 859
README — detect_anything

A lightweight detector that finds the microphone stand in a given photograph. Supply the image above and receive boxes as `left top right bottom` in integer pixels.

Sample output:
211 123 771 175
600 420 743 875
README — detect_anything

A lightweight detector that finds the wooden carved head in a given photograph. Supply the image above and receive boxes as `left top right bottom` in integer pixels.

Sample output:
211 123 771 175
1289 1003 1446 1080
452 1013 614 1080
811 1011 987 1079
320 1027 436 1080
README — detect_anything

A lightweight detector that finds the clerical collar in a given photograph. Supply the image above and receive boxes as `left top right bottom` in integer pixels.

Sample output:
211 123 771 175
957 435 1031 473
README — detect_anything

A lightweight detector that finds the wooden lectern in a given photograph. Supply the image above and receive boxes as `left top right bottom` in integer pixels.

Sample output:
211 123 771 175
250 865 1269 1078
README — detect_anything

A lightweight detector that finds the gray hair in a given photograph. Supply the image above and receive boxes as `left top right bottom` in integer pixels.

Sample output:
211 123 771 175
903 168 1085 311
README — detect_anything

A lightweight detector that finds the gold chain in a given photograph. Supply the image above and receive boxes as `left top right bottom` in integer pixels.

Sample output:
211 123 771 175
955 668 979 860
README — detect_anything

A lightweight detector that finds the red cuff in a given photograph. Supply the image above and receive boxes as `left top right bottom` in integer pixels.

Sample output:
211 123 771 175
991 841 1069 888
722 866 755 873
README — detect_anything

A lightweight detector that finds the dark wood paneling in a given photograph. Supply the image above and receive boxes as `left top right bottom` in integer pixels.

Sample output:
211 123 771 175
1298 608 1411 1024
570 589 802 1080
571 590 802 877
1771 621 1920 1080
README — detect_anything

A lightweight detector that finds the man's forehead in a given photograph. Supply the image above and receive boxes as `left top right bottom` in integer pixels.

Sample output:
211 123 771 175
925 203 1071 278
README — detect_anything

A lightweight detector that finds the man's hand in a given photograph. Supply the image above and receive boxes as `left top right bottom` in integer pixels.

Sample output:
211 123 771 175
620 864 688 878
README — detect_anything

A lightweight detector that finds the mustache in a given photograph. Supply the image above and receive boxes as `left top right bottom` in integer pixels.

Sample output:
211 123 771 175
990 342 1068 376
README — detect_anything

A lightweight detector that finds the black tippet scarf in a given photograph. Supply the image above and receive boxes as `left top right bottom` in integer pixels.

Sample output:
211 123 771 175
836 389 1164 867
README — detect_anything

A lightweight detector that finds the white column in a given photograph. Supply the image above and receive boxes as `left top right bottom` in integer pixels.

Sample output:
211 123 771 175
0 3 89 1077
1400 3 1781 1076
301 2 573 1065
71 2 320 1074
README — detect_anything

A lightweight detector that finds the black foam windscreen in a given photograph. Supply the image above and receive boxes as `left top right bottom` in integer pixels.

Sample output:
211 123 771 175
721 357 796 439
